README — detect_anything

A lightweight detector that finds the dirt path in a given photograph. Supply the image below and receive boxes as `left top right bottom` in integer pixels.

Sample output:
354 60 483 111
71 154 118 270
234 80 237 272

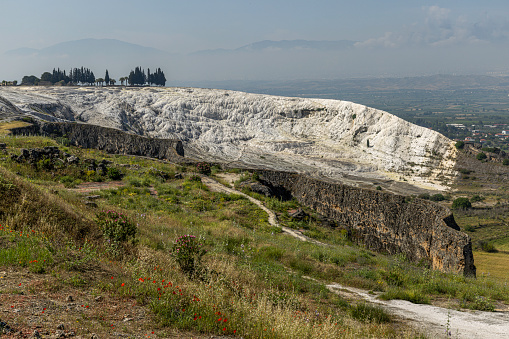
200 175 324 245
327 283 509 339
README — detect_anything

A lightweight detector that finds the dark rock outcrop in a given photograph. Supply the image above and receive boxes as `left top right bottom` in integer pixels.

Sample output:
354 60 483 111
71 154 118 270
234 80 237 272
255 169 476 277
8 122 184 162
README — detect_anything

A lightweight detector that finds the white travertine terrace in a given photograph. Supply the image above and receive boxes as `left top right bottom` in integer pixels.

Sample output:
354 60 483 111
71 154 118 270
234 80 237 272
0 86 457 192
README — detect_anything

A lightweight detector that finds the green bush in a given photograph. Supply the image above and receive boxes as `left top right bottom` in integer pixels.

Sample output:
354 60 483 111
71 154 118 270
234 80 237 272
96 210 137 243
172 234 206 278
430 193 446 201
37 158 53 170
417 193 430 200
481 147 497 153
470 195 483 203
464 225 476 232
478 241 497 253
107 167 123 180
60 175 78 188
452 197 471 210
196 162 211 175
503 159 509 166
476 152 487 161
455 141 465 149
376 186 382 191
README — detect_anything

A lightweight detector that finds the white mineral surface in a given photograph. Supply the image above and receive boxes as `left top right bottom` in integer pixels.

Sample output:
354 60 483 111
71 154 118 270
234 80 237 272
0 86 457 193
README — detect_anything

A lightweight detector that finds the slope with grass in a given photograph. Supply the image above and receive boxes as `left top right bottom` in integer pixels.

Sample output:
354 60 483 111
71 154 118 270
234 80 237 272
1 134 508 338
0 86 457 193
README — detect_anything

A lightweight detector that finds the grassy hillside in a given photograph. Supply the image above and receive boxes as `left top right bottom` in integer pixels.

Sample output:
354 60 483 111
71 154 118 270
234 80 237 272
0 129 508 337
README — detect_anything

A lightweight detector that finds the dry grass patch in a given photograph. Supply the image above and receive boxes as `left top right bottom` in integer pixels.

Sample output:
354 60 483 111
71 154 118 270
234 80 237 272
474 251 509 281
0 121 31 135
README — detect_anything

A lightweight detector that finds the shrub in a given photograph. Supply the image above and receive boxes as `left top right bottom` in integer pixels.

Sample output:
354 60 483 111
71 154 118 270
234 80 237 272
464 225 476 232
376 186 382 191
503 159 509 166
478 241 497 253
452 197 471 210
196 162 211 175
188 175 202 182
476 152 487 161
430 193 445 201
60 175 77 188
470 195 483 203
418 193 430 200
38 158 53 170
172 234 206 278
481 147 497 153
107 167 123 180
455 141 465 149
96 210 137 243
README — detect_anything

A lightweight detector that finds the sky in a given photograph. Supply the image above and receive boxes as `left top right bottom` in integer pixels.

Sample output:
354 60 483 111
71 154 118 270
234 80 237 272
1 0 509 82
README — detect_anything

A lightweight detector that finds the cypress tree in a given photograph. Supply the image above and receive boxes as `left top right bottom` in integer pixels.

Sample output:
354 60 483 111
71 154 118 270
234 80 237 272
105 70 110 86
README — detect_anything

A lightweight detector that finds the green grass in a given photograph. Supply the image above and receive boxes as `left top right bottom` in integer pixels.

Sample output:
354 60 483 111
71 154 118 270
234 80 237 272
0 225 54 273
3 134 509 338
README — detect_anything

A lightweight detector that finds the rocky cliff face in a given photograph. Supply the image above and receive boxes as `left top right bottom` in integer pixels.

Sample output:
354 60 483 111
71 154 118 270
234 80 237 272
255 169 476 277
0 86 457 193
9 122 184 162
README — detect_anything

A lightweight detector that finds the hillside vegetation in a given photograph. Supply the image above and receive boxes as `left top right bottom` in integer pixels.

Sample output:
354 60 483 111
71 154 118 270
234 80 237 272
0 130 508 338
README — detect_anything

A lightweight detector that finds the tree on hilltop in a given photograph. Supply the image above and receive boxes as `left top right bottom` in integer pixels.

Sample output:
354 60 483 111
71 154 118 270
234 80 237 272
105 70 110 86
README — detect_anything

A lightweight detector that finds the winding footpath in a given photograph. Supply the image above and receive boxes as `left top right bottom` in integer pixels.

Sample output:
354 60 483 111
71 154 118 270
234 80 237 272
202 175 509 339
200 175 324 245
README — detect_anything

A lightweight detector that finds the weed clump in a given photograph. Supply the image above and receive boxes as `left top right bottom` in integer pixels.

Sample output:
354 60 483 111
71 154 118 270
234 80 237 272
349 303 390 323
96 210 137 243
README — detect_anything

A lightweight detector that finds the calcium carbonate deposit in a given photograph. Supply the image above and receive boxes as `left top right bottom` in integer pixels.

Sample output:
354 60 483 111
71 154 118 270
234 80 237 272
0 86 457 193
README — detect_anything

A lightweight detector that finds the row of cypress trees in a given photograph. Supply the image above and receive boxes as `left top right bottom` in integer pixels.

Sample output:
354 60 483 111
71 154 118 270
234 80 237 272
21 67 166 86
127 67 166 86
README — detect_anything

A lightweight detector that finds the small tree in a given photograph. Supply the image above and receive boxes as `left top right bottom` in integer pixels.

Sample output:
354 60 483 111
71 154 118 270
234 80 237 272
452 197 472 210
455 141 465 149
477 152 487 161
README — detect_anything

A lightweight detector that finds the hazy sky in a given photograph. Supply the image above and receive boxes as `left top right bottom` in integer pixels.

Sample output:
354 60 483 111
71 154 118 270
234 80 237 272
1 0 509 81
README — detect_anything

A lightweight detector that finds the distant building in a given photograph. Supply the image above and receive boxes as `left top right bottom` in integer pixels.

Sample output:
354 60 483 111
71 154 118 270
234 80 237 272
480 139 487 143
447 123 466 129
502 130 509 135
465 137 475 142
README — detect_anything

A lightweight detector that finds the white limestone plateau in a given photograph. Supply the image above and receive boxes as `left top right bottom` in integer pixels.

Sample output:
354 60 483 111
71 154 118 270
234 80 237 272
0 86 457 192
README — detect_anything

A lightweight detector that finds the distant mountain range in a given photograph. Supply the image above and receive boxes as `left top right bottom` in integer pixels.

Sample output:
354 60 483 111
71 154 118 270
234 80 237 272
5 38 168 58
190 39 356 56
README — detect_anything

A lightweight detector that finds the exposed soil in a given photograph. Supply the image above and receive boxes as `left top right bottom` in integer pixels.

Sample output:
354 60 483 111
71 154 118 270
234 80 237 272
0 267 223 339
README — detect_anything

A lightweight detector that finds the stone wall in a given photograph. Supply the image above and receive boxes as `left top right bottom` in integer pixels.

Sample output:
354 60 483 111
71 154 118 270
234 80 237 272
9 122 185 162
255 169 476 277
